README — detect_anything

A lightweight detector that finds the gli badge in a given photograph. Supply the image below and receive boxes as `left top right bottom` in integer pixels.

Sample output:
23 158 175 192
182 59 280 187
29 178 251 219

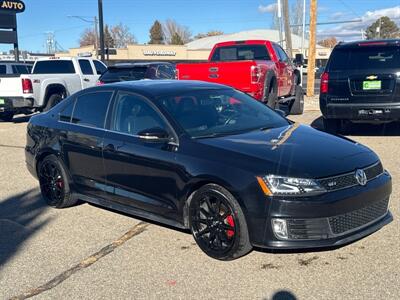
355 169 367 186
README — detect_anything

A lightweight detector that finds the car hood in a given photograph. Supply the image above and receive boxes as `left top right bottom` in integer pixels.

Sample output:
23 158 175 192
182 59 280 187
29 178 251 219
197 124 378 178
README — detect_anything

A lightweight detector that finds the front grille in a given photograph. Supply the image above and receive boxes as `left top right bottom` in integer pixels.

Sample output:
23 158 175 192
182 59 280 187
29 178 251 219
318 162 384 191
329 198 389 235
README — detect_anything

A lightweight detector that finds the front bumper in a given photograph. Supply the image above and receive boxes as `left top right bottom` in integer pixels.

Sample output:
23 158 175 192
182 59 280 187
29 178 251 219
320 101 400 121
248 172 393 249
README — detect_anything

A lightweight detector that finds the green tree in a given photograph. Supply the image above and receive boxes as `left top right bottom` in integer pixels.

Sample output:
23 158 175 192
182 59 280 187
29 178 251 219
170 32 184 45
149 20 165 44
365 16 400 40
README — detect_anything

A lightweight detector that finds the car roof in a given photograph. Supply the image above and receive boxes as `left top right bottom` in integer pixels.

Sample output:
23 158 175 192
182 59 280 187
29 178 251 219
335 39 400 49
95 80 232 98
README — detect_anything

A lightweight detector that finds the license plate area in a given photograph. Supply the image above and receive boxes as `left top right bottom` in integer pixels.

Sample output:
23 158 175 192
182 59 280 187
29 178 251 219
362 80 381 90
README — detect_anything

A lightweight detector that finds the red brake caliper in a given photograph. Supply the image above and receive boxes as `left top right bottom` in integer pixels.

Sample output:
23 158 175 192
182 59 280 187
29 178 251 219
56 178 64 189
225 215 235 238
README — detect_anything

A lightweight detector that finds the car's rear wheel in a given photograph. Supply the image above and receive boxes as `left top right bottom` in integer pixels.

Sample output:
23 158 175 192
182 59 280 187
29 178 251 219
38 155 77 208
189 184 252 260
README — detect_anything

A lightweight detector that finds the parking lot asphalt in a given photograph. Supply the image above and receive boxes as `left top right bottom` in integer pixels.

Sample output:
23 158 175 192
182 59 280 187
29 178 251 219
0 112 399 300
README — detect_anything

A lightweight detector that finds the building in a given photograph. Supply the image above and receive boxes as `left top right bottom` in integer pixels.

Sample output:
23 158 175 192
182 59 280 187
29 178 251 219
56 29 332 65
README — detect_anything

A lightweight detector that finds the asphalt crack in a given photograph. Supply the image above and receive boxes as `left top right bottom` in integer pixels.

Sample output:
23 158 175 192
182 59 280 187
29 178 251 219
0 144 25 150
9 221 149 300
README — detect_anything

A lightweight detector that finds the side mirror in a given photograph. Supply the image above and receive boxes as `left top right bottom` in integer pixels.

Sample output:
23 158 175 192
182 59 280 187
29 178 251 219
294 53 305 66
137 127 171 143
275 109 288 118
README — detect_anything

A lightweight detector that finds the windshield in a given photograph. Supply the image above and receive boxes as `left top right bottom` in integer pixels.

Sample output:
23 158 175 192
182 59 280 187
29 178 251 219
100 67 149 83
158 89 289 138
329 46 400 71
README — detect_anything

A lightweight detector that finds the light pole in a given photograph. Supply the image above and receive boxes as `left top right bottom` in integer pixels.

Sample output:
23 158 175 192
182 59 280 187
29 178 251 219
98 0 105 62
68 15 99 58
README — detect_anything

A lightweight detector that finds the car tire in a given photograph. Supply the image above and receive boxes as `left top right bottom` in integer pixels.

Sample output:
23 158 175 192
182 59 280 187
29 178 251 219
263 78 278 109
289 85 304 115
44 93 63 112
188 184 252 260
38 155 77 208
323 118 343 134
0 112 14 122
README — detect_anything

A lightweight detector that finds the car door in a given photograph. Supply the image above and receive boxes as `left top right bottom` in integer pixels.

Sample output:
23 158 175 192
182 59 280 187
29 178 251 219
59 90 114 198
78 59 99 89
102 91 180 218
276 46 295 96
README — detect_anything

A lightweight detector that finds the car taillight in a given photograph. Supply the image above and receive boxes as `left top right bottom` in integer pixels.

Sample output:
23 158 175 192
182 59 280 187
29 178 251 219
22 78 33 94
251 66 261 84
96 80 105 86
320 72 329 94
175 69 179 80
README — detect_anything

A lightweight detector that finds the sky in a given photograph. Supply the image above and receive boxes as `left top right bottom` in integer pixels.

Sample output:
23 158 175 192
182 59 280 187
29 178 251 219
1 0 400 53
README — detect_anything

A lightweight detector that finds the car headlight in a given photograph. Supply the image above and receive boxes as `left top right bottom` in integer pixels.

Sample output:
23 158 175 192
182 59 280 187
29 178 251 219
256 175 326 196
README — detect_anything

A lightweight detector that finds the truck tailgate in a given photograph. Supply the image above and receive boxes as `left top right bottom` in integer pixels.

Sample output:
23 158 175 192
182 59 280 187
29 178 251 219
0 75 22 97
177 61 257 92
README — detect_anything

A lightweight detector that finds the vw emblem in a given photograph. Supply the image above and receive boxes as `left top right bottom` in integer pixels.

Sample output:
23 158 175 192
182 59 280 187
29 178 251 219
355 169 367 186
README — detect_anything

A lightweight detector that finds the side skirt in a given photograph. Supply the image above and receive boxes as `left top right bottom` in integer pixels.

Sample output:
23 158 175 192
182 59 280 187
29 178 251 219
73 193 187 230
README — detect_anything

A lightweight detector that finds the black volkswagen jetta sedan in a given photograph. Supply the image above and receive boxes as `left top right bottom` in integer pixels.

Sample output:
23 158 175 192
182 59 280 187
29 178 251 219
25 80 393 260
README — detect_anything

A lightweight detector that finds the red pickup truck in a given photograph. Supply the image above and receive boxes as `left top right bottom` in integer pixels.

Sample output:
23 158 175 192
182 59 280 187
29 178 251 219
176 40 304 114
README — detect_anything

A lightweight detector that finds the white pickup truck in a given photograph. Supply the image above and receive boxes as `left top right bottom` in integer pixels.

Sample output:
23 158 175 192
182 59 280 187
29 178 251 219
0 57 107 121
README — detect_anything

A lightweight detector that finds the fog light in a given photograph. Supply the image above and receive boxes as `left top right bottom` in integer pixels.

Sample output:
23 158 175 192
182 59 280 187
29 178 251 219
272 218 288 239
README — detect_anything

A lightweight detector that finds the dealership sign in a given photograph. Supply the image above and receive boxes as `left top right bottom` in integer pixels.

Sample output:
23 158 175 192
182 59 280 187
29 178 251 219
0 0 25 13
143 50 177 57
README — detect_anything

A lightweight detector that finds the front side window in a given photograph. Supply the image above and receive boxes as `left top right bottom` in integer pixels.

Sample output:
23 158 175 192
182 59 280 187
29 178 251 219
111 92 167 136
71 91 112 128
79 60 94 75
158 89 289 138
33 60 75 74
93 60 107 75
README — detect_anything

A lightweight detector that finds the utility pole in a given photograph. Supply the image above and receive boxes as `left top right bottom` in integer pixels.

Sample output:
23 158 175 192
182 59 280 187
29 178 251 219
301 0 306 55
98 0 105 62
282 0 293 58
94 16 99 59
306 0 317 97
277 0 283 46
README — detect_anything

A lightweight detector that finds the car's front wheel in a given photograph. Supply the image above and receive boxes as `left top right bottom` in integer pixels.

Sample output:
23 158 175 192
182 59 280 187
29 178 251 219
189 184 252 260
38 155 77 208
0 112 14 122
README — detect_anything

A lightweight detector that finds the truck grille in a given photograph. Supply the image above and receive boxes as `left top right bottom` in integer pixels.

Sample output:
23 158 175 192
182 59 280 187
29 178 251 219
318 162 383 191
328 198 389 235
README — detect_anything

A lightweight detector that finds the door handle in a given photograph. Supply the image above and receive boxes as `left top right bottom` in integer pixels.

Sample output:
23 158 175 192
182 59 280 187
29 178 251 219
83 78 90 82
103 144 115 152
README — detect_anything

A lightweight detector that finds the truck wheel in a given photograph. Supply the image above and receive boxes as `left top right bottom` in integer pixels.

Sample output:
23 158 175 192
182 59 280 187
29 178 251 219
264 80 277 109
44 94 63 112
289 85 304 115
0 112 14 122
323 118 343 134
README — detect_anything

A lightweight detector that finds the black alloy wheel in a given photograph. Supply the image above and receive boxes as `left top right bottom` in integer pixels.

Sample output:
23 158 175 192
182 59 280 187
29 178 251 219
189 184 252 260
38 155 76 208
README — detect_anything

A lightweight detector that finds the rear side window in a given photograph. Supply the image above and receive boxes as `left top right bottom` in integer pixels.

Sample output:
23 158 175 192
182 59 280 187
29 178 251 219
12 65 31 74
93 60 107 75
100 67 149 83
0 65 6 74
329 46 400 71
157 65 175 79
79 60 94 75
211 45 270 62
71 91 112 128
33 60 75 74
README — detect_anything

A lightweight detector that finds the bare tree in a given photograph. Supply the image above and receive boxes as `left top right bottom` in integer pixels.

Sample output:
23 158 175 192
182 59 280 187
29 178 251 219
111 23 136 48
163 19 192 45
79 28 96 47
194 30 224 40
318 37 338 48
290 0 303 36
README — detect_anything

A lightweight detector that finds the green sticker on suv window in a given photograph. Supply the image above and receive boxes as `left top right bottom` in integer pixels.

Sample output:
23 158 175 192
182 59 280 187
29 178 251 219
363 80 381 90
0 98 5 105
